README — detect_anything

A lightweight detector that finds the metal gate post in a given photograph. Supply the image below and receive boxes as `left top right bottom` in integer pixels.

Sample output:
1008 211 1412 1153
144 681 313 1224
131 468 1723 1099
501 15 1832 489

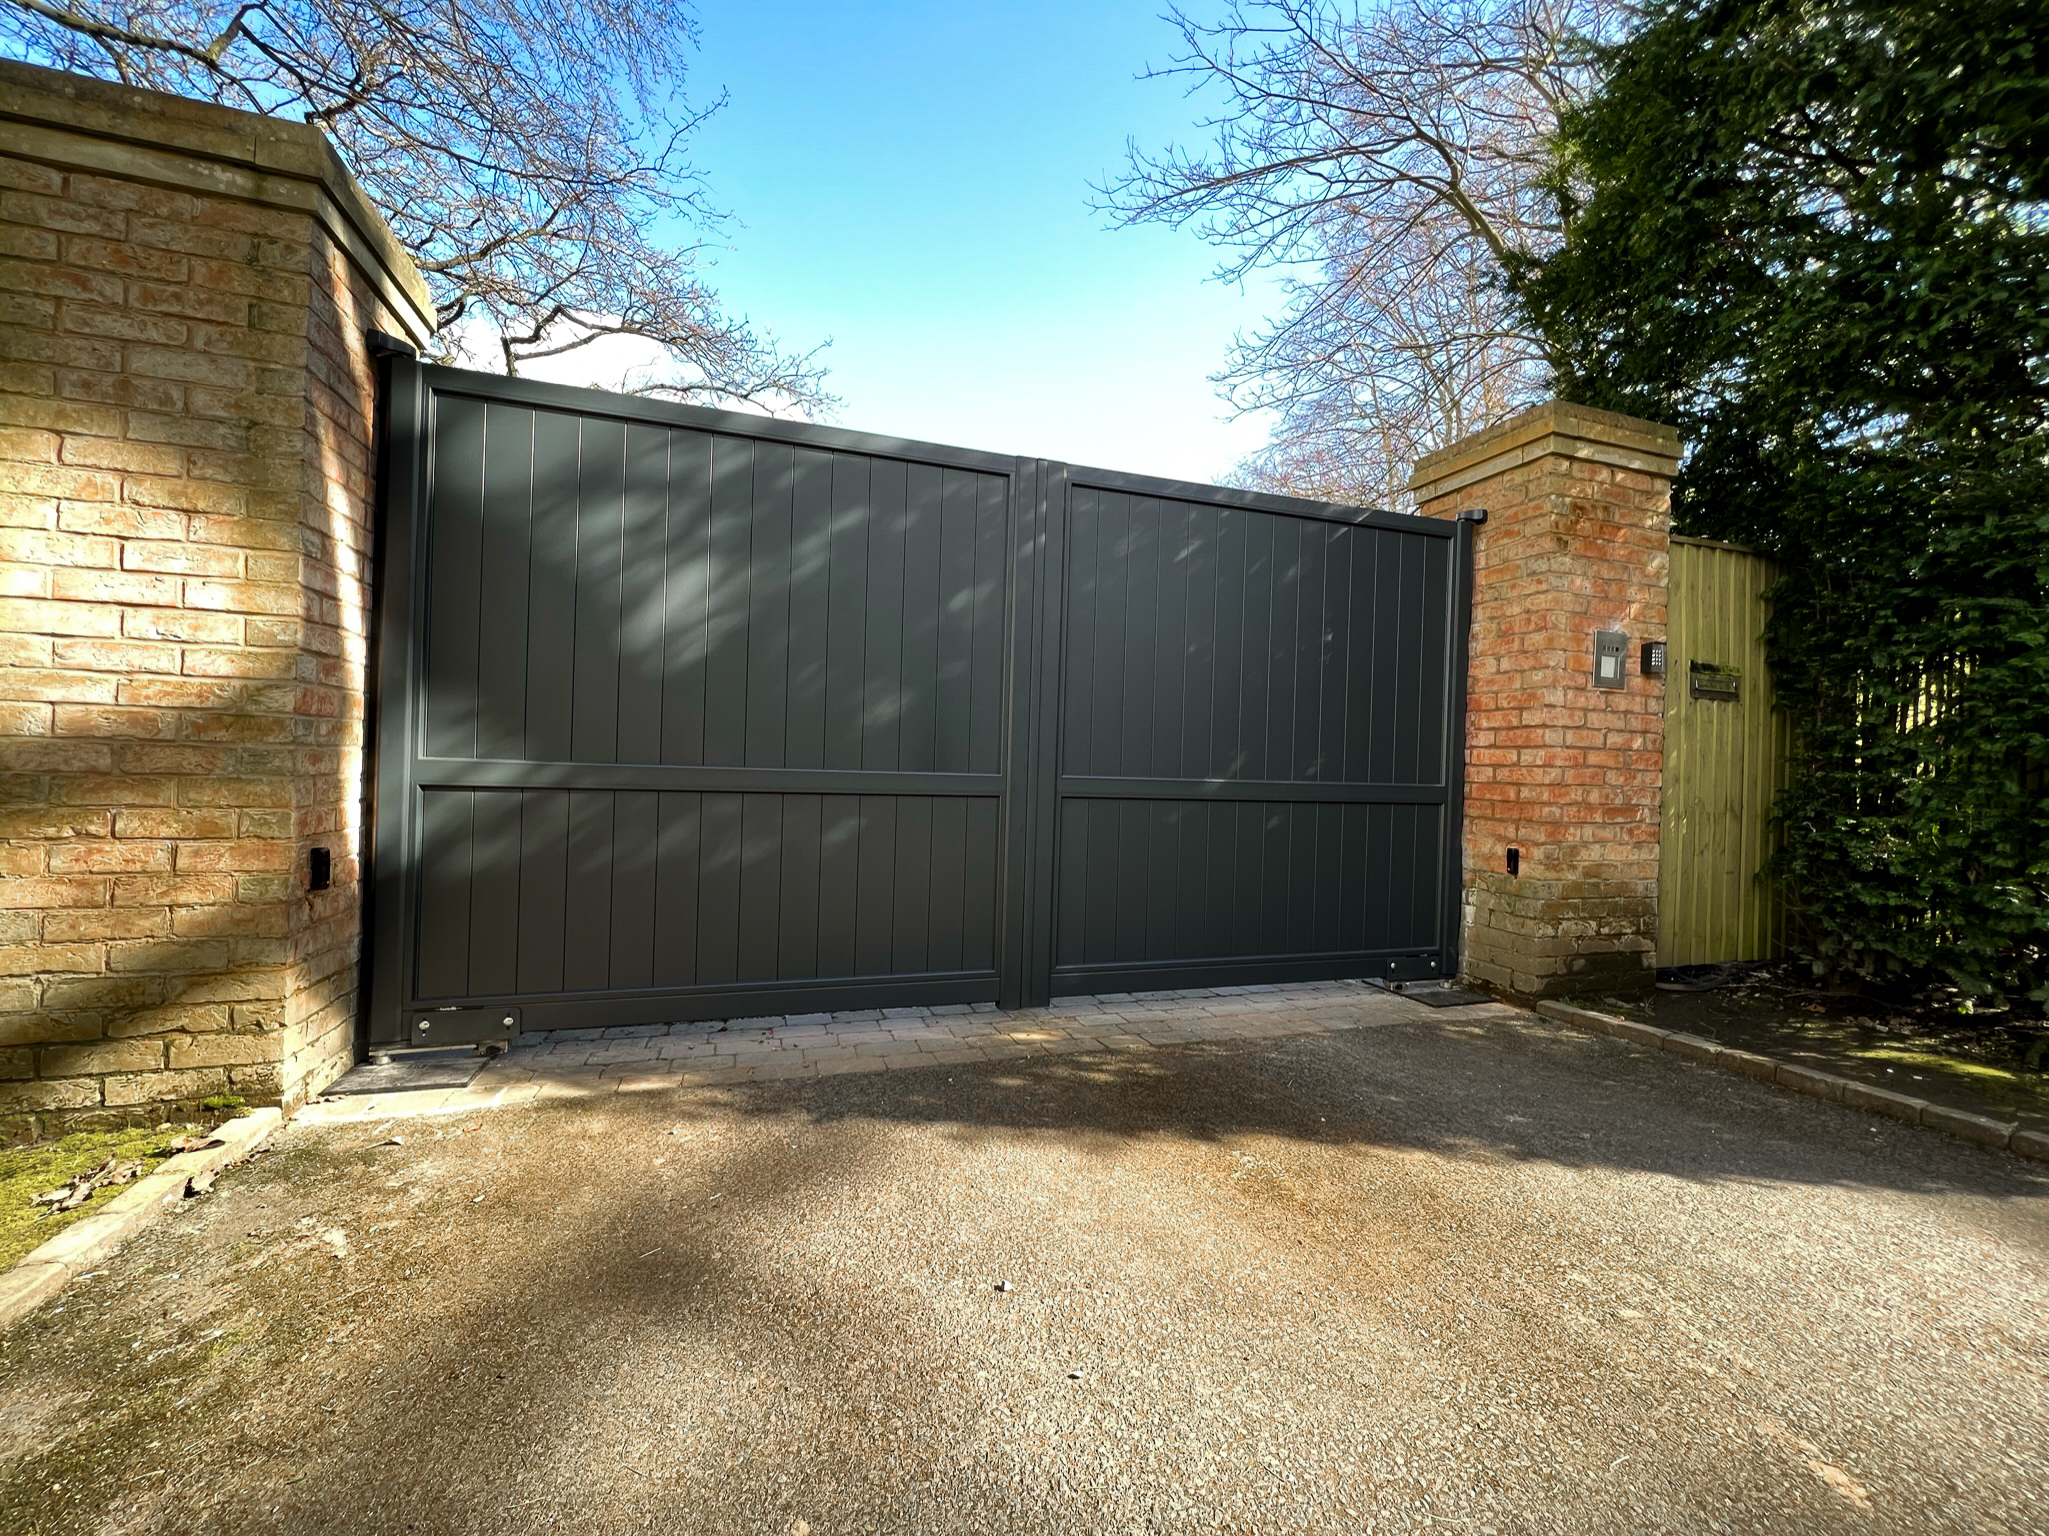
364 355 427 1047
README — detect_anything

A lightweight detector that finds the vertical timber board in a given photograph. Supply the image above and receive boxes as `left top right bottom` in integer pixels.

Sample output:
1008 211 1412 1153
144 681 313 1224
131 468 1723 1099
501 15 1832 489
1659 537 1790 965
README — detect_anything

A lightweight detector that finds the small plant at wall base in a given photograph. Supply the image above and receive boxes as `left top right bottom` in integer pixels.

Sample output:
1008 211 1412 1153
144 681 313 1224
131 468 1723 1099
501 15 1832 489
1512 0 2049 1004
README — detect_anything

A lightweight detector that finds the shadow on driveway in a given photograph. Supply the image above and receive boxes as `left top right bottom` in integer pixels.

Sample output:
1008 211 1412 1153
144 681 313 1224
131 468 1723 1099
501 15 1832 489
2 1010 2042 1536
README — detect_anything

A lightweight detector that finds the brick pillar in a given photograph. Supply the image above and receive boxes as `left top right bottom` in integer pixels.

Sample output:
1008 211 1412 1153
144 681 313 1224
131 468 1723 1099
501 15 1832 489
0 60 434 1136
1409 401 1680 997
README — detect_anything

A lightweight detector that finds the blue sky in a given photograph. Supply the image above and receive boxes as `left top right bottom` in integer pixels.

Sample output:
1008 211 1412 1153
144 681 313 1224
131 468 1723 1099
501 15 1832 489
646 1 1284 483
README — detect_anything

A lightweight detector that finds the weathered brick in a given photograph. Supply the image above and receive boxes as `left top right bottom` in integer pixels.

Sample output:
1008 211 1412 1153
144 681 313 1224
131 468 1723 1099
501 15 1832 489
43 907 171 941
0 876 106 908
0 941 105 972
101 1067 226 1105
41 1037 164 1076
167 1032 278 1069
0 1077 102 1112
0 596 122 636
51 638 180 673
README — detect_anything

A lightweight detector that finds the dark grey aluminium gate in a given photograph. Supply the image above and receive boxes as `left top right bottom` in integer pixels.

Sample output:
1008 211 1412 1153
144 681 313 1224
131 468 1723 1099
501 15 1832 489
368 361 1470 1045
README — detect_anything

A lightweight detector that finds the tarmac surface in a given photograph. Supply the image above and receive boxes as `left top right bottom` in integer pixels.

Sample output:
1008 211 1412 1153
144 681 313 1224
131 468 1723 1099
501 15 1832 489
0 987 2042 1535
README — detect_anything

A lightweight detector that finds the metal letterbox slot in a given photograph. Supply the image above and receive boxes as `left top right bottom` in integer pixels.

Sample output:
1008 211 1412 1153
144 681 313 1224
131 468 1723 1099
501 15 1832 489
1688 660 1740 701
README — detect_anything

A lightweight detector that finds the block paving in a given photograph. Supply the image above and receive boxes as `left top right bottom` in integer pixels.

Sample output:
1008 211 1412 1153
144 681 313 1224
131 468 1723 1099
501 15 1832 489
297 981 1510 1123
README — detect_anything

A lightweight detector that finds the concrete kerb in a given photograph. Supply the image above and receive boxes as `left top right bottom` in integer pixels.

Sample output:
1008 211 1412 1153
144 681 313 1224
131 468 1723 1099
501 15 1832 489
0 1107 283 1332
1534 1000 2048 1162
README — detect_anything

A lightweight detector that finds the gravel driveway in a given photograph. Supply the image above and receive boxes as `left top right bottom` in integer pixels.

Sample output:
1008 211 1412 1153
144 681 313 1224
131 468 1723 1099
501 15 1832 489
1 994 2041 1535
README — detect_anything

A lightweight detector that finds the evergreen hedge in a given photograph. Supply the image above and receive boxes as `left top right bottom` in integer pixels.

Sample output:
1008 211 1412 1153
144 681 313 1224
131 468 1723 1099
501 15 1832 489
1513 0 2048 1002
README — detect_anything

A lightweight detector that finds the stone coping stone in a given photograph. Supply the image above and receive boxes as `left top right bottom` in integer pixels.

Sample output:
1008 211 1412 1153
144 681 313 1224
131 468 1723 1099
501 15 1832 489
0 1108 282 1331
1533 1001 2042 1162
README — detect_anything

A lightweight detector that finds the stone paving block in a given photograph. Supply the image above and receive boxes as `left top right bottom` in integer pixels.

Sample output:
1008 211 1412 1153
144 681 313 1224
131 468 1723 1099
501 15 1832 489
1719 1049 1780 1083
1841 1081 1927 1124
600 1025 669 1039
2009 1128 2048 1162
1920 1104 2014 1150
1775 1063 1845 1102
1660 1031 1723 1065
812 1057 870 1076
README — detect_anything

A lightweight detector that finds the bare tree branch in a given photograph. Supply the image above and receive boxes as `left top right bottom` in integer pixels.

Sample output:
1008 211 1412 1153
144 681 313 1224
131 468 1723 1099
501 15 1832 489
1100 0 1633 505
2 0 834 412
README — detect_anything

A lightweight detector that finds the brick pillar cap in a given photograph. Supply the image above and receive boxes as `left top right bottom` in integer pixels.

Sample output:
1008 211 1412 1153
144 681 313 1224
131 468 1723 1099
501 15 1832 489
0 55 435 346
1408 399 1681 503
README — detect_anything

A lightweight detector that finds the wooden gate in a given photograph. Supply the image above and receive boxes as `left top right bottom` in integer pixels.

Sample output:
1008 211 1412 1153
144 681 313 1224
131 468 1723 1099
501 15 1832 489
1659 536 1790 965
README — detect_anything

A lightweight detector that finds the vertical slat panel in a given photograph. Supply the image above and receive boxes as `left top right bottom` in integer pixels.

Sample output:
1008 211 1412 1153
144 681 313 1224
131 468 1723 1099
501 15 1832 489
475 404 533 760
824 454 870 772
1342 528 1379 782
694 792 743 984
425 396 485 760
963 796 1000 970
609 790 658 989
1056 801 1090 967
1239 513 1275 779
1337 804 1369 951
1415 537 1451 785
415 789 473 998
1082 797 1120 965
523 410 579 763
1062 488 1099 775
1265 519 1301 782
927 796 968 971
854 796 898 974
516 789 568 993
777 793 823 979
616 425 668 764
1151 500 1188 779
571 417 625 763
562 790 615 990
1392 535 1427 782
969 474 1007 777
1119 497 1159 777
891 796 934 973
934 471 977 774
898 463 943 772
1145 801 1180 959
1316 527 1350 781
1087 492 1129 778
1368 529 1403 782
745 440 793 768
736 792 783 981
815 794 861 977
660 432 712 766
1291 520 1327 780
786 449 834 770
862 460 908 770
704 438 753 766
652 791 701 987
1182 504 1218 781
1210 509 1247 779
467 789 522 995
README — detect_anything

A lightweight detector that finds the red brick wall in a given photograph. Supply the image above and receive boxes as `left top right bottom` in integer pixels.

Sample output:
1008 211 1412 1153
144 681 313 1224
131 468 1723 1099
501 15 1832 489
1411 403 1678 996
0 61 432 1136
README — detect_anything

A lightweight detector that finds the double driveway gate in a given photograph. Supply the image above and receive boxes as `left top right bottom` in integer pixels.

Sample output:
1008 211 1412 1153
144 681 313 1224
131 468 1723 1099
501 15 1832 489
368 362 1470 1044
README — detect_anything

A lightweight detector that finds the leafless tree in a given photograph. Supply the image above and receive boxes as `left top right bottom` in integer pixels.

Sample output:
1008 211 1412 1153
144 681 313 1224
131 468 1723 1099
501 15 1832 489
1100 0 1632 506
3 0 832 410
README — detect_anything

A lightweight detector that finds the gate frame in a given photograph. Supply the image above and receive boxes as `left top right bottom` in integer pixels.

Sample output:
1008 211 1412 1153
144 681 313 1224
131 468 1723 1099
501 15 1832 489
366 361 1471 1042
